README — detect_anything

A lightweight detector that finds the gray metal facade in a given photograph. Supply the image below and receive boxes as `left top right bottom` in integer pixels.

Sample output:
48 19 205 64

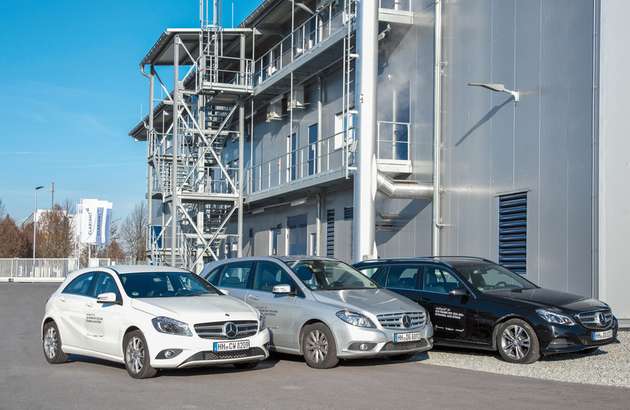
440 0 597 297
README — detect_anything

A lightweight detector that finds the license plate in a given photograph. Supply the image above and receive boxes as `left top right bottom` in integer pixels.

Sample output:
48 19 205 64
592 329 613 341
394 332 422 343
213 340 250 352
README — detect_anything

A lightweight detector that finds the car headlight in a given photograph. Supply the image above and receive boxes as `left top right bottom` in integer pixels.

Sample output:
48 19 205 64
536 309 575 326
336 310 375 328
257 310 266 330
151 316 193 336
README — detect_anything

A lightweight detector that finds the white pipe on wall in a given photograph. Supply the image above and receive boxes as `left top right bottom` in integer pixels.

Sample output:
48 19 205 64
376 174 433 199
432 0 443 256
353 0 379 262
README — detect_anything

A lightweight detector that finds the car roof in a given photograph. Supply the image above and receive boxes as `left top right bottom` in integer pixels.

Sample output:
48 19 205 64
107 265 191 274
353 256 494 267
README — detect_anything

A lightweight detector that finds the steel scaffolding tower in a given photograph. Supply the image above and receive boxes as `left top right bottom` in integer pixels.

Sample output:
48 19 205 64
140 0 252 272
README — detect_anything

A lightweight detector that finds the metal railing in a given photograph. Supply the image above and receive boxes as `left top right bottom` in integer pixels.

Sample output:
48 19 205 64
245 130 354 195
377 120 410 161
200 55 253 89
0 258 135 281
157 163 239 197
253 1 346 86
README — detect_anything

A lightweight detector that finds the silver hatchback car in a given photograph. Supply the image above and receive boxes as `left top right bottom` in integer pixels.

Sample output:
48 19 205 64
201 257 433 368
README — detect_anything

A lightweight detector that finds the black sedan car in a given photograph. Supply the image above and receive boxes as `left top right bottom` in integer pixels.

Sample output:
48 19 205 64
354 257 618 364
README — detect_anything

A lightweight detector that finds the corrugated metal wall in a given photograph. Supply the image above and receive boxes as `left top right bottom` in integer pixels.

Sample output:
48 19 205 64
440 0 596 296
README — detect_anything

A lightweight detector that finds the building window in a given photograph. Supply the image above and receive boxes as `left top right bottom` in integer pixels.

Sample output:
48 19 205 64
334 112 355 151
287 214 307 255
287 133 298 181
308 124 318 176
269 225 281 256
326 209 335 257
309 232 317 256
498 192 527 274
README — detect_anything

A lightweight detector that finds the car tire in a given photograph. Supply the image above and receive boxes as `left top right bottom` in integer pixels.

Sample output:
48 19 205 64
42 321 68 364
123 330 158 379
233 361 258 370
301 323 339 369
496 319 540 364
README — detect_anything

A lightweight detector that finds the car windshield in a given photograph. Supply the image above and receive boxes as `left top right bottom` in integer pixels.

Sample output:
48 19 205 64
118 271 221 298
451 261 537 293
287 259 378 291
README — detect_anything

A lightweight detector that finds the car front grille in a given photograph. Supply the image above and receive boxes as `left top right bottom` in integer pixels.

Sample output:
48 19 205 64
576 310 614 330
194 320 259 340
182 347 266 364
377 312 426 330
381 340 429 352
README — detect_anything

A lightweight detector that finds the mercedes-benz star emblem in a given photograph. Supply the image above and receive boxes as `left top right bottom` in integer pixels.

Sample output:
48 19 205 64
400 315 412 329
595 312 605 326
224 322 238 339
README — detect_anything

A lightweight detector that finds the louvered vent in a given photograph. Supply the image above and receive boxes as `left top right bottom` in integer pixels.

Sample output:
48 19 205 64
498 192 527 274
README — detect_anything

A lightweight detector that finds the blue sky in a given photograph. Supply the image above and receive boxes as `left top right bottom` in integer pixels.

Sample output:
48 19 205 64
0 0 259 223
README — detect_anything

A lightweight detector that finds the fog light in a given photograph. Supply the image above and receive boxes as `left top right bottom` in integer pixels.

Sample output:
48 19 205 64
156 349 182 359
348 342 376 351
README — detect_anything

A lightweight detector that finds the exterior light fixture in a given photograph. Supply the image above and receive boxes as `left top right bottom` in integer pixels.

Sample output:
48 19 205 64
467 82 520 102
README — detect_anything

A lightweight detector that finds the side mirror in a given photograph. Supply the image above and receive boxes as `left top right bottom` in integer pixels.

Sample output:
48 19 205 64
272 284 293 295
96 292 119 304
449 288 469 297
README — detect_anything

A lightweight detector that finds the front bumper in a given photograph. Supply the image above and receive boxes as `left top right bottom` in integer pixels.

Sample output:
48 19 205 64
536 318 619 355
334 322 434 358
147 327 270 368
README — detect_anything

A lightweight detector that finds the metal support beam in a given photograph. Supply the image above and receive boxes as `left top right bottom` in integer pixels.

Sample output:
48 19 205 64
171 36 180 267
353 0 378 262
432 0 443 256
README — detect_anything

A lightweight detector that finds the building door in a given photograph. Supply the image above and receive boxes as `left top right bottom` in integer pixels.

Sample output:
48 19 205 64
287 214 307 255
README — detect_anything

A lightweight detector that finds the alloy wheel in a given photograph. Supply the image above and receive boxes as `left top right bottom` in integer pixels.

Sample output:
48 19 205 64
43 326 58 359
500 324 531 361
125 336 145 375
305 329 329 364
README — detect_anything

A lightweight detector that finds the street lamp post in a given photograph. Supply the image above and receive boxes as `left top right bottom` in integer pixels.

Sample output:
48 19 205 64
33 185 44 259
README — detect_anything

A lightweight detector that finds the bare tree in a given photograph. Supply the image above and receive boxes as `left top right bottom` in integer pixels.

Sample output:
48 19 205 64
121 202 147 263
0 199 6 219
37 204 74 258
97 219 127 262
0 216 30 258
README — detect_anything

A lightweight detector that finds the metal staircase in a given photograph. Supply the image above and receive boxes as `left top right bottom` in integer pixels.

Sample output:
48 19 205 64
144 0 251 272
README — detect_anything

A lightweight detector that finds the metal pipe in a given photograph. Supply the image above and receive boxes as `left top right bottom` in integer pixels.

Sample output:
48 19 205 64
353 0 378 262
432 0 443 256
237 33 246 257
376 173 433 199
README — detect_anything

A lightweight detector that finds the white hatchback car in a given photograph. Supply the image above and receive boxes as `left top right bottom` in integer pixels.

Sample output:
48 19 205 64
42 265 270 378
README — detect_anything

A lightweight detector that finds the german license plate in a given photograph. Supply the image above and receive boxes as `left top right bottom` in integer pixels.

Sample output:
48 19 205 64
394 332 422 343
592 329 613 341
213 340 250 352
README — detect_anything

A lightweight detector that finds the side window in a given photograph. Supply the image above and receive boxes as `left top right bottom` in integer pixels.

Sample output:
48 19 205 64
386 265 420 290
62 272 97 297
218 262 254 289
422 266 460 294
252 261 294 292
92 273 121 299
204 266 224 285
357 265 388 287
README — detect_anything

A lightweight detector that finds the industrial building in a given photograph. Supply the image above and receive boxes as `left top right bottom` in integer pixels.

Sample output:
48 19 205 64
129 0 629 324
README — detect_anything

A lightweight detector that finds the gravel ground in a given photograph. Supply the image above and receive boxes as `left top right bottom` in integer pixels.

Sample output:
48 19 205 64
423 330 630 388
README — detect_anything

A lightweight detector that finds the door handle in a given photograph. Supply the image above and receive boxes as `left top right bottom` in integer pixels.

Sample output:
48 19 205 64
248 295 259 302
59 297 66 303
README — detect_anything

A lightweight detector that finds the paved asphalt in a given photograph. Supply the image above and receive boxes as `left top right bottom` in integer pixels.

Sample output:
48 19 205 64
1 283 628 410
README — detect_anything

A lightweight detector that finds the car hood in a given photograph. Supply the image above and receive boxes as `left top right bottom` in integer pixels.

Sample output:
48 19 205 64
488 288 609 313
131 294 257 323
311 288 423 316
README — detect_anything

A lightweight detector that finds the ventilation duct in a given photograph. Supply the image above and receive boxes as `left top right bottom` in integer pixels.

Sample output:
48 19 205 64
376 173 433 199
